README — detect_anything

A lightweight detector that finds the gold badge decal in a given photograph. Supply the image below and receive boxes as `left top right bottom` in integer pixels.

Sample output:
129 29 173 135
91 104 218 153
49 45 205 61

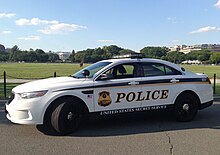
98 91 112 107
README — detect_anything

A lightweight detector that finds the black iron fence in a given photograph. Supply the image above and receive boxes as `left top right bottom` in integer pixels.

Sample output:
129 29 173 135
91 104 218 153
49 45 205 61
1 71 57 98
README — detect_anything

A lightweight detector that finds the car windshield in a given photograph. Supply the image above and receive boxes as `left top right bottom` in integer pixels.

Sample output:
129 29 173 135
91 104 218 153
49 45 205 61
72 61 112 78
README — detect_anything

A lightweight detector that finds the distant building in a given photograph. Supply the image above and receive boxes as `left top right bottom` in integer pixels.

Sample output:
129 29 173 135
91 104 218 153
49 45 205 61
57 52 71 61
169 45 181 52
204 44 220 52
169 45 202 54
182 60 202 64
169 44 220 54
0 44 5 52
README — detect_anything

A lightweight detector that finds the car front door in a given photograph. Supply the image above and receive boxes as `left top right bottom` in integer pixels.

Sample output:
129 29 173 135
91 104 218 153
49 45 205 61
93 63 143 115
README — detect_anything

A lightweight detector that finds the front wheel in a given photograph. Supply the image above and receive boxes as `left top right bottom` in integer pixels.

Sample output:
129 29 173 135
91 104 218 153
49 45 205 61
51 99 82 135
174 93 199 122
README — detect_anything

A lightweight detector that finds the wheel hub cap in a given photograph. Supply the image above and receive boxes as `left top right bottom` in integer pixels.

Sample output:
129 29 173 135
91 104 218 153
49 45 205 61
67 112 73 120
183 104 189 111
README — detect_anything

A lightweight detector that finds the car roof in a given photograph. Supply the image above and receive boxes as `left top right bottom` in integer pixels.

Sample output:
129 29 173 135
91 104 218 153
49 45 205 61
100 58 184 72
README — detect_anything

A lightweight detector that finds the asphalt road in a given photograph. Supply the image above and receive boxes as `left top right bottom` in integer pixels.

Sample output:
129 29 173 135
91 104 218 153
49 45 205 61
1 101 220 155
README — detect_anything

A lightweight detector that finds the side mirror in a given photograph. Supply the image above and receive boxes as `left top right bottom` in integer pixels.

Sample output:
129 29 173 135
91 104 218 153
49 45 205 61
82 69 90 77
98 73 113 80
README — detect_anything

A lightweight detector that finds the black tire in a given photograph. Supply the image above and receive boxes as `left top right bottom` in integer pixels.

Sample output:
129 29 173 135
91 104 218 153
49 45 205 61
51 99 82 135
174 93 199 122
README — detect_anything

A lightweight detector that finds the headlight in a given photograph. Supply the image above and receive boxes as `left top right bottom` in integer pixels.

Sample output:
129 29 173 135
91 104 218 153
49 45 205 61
17 90 48 99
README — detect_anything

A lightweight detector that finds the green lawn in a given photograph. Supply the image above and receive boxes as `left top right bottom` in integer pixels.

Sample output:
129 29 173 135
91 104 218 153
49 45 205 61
0 63 89 79
181 64 220 78
0 63 219 79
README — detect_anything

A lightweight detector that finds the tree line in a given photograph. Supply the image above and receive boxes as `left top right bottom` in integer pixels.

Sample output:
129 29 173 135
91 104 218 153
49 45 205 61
1 45 220 64
0 45 59 62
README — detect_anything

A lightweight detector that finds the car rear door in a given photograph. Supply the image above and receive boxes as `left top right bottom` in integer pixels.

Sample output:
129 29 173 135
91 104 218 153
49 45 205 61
139 62 182 109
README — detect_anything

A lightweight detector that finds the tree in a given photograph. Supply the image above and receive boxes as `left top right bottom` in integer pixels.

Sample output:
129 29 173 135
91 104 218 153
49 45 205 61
210 52 220 64
0 52 9 61
74 51 85 63
186 50 211 62
0 44 5 52
163 51 186 63
119 49 136 55
34 49 48 62
70 49 75 63
9 45 20 61
140 47 168 58
74 45 124 63
48 53 59 62
102 45 123 57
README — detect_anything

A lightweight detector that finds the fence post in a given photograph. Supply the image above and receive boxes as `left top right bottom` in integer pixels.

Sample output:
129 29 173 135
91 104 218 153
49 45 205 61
54 72 56 77
214 74 216 95
4 71 6 98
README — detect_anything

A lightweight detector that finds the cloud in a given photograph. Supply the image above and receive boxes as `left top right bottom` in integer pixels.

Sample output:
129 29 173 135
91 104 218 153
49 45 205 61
15 18 29 25
18 35 41 41
0 13 16 18
38 23 87 34
2 31 12 34
15 17 86 34
171 40 180 44
214 0 220 8
97 40 114 43
190 26 220 34
167 17 177 24
15 18 58 26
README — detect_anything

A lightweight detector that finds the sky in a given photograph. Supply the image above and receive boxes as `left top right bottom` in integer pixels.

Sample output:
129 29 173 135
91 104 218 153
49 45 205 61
0 0 220 52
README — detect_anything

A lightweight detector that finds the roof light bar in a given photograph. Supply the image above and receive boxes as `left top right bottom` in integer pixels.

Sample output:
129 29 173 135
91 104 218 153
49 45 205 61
113 53 143 59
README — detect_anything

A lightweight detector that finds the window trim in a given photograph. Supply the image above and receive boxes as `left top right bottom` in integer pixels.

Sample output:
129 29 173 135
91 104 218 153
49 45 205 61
95 62 140 81
139 62 182 77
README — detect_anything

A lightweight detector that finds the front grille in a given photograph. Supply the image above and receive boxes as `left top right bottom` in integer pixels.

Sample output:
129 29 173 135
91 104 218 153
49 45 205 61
7 92 15 104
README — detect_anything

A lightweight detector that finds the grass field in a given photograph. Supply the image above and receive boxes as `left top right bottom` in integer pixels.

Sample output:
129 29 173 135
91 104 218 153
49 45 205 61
181 64 220 78
0 63 220 79
0 63 89 79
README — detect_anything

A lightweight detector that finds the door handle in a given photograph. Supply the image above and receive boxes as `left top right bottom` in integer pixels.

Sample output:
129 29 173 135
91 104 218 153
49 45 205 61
170 79 179 83
128 81 139 85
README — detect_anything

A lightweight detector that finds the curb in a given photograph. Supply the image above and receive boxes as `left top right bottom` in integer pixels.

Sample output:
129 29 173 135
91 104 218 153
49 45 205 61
0 100 7 105
214 97 220 101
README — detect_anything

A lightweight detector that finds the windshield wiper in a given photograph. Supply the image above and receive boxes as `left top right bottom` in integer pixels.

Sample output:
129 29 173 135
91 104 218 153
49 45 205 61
71 75 78 78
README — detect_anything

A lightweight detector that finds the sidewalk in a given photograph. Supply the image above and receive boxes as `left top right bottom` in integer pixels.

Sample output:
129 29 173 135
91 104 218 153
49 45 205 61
210 79 220 84
0 79 38 83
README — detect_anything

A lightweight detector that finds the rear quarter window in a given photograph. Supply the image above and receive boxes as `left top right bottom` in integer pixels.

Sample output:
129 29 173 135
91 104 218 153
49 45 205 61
141 62 182 77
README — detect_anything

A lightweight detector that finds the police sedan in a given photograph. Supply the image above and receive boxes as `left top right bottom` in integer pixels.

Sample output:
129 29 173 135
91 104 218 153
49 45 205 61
5 55 213 134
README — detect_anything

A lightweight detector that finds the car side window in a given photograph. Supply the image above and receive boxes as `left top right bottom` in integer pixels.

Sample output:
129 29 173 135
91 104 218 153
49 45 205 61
141 63 181 77
165 66 182 75
99 63 137 80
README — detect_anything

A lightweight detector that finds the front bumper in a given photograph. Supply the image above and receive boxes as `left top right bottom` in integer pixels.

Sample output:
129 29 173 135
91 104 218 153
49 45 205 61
5 96 46 125
5 102 38 124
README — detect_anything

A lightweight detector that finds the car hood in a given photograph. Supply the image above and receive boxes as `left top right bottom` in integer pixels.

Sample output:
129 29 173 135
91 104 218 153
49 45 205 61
12 77 91 93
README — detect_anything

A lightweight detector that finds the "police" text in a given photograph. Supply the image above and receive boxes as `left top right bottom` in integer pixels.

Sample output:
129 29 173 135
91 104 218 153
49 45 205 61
115 90 169 103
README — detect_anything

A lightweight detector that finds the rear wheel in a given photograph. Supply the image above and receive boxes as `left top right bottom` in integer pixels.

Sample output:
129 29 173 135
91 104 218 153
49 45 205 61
51 99 82 135
174 93 199 122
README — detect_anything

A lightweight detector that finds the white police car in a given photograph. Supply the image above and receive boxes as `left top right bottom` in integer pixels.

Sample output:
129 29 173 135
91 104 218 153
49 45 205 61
5 54 213 134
